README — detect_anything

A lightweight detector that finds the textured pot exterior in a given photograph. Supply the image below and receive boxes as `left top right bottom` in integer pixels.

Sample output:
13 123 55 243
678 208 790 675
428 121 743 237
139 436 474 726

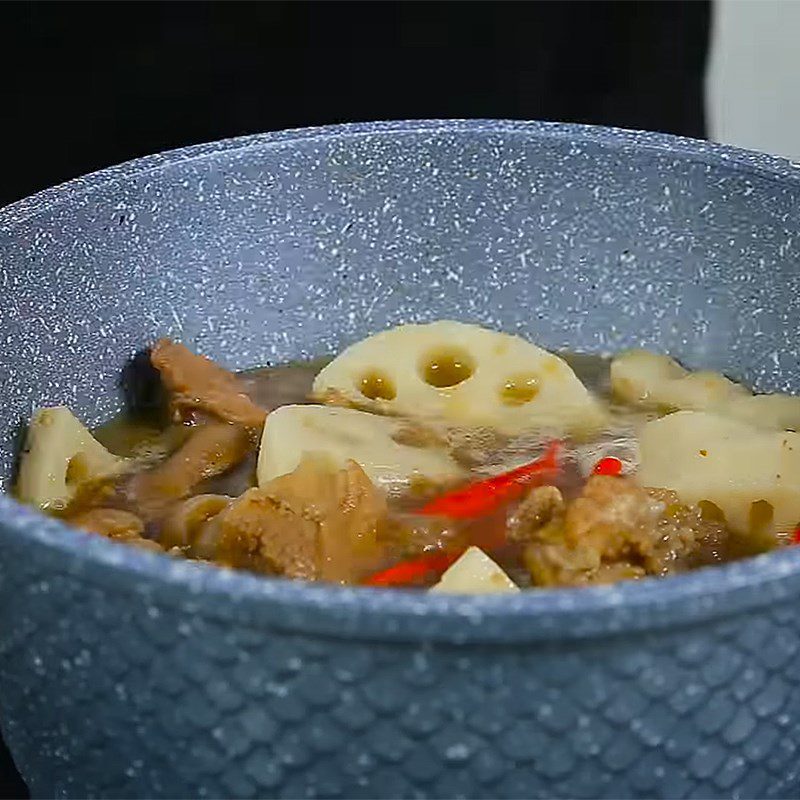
0 121 798 798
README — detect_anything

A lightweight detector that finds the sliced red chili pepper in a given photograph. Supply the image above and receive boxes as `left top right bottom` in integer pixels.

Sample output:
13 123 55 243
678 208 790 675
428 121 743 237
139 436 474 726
363 551 460 587
593 456 623 476
792 525 800 545
417 440 562 520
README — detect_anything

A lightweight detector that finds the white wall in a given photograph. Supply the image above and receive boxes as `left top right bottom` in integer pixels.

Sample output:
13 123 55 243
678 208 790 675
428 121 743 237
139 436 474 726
707 0 800 161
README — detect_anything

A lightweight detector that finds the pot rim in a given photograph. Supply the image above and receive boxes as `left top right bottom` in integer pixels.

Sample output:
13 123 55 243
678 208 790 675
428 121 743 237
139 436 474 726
2 119 799 644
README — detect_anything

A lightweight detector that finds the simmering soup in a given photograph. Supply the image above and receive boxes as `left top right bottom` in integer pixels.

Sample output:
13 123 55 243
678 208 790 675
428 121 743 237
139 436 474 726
13 321 800 592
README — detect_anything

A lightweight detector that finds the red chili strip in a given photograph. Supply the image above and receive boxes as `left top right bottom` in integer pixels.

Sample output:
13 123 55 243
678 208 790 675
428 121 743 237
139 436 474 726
593 456 623 476
363 552 460 587
417 440 562 520
792 525 800 545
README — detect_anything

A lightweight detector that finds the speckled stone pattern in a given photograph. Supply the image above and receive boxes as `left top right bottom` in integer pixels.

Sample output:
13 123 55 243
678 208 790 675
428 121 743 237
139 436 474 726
0 121 799 798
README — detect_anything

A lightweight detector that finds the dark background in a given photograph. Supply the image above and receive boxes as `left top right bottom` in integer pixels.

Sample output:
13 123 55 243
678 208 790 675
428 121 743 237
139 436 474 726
0 1 710 796
0 1 710 208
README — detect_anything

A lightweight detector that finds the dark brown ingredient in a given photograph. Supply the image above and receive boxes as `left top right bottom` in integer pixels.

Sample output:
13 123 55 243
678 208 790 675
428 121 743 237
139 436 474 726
160 494 233 553
523 475 730 587
127 423 251 519
69 508 163 553
507 485 565 544
215 455 387 583
196 450 258 498
238 365 317 411
151 339 267 428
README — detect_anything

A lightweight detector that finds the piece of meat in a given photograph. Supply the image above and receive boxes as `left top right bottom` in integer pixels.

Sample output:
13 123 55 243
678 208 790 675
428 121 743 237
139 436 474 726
214 455 387 583
587 562 647 585
646 489 732 570
70 507 144 538
524 475 730 588
69 508 163 553
151 339 267 428
560 475 662 557
214 486 317 578
507 485 565 544
160 494 233 554
127 422 252 519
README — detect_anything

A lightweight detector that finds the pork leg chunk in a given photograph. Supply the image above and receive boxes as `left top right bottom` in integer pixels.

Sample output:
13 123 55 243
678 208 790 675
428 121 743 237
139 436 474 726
151 339 267 429
127 423 252 519
523 475 730 587
68 508 163 553
214 455 387 583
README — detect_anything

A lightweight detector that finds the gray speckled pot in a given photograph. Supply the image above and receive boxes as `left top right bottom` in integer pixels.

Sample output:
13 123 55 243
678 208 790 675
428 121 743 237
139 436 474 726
0 121 799 799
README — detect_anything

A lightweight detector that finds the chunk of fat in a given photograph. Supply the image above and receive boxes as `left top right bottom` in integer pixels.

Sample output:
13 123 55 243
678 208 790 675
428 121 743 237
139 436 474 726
637 410 800 536
312 321 605 435
16 406 125 511
257 404 463 489
430 546 519 594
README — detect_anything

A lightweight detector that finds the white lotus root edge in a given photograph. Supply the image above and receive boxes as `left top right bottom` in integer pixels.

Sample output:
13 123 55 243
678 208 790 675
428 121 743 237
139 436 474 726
257 404 464 488
312 321 606 435
611 348 800 431
638 410 800 537
16 406 125 511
